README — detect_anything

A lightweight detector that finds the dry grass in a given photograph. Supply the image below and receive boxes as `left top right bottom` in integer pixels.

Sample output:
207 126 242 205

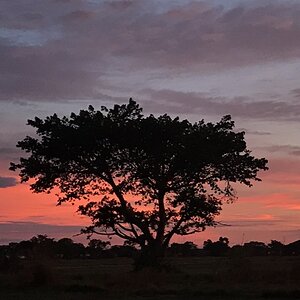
1 256 300 299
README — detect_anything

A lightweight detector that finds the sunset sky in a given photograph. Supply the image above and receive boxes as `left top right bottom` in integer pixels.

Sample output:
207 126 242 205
1 0 300 246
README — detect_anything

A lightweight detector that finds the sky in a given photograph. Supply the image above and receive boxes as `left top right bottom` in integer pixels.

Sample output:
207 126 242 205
1 0 300 246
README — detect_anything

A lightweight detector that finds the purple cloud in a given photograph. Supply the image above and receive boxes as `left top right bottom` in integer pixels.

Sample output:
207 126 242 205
1 1 300 102
0 221 83 244
238 129 271 136
140 89 300 121
263 145 300 156
0 176 17 188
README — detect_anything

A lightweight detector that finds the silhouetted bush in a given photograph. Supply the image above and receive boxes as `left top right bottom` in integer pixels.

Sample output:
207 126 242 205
243 241 267 256
203 237 230 256
168 242 198 257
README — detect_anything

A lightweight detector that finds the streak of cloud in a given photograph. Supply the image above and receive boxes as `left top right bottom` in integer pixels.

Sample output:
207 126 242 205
0 176 17 188
141 89 300 121
0 221 83 244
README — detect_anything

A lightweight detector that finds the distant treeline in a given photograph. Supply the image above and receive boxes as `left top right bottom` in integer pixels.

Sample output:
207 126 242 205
1 235 300 260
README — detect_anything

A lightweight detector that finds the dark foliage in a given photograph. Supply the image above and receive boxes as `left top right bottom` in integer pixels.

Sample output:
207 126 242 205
87 239 111 258
10 99 268 267
1 235 300 261
0 235 131 260
203 237 230 256
243 241 268 256
285 240 300 255
56 238 85 259
268 240 284 255
168 241 198 256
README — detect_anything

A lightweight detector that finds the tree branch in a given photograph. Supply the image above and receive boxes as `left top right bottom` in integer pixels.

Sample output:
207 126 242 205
113 225 137 242
163 215 185 247
105 170 154 243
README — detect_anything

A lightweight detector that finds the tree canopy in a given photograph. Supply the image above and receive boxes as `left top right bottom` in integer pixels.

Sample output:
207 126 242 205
10 99 268 266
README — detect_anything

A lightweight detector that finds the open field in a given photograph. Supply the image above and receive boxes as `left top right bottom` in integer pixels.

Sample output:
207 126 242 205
1 256 300 299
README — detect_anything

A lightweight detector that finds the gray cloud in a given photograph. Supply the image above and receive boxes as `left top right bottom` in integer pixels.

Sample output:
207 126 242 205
0 148 15 154
0 221 83 244
238 129 272 136
140 89 300 121
1 1 300 102
263 145 300 156
0 176 17 188
0 147 22 156
220 219 286 228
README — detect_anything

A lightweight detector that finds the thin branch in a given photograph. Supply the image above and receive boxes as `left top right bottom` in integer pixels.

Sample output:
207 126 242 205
105 170 154 242
130 223 140 240
113 225 137 242
74 228 116 237
117 222 135 233
215 221 231 227
179 229 201 236
163 215 185 247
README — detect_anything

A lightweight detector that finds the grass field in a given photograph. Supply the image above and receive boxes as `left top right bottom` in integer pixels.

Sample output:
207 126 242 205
1 256 300 299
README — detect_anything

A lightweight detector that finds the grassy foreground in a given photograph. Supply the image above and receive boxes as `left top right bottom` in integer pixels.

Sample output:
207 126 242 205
1 256 300 299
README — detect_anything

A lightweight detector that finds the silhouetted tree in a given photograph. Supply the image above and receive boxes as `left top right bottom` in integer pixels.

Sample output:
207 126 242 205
88 239 110 251
243 241 267 256
169 241 198 256
88 239 111 258
203 237 230 256
285 240 300 255
30 235 56 258
268 240 284 256
230 244 244 257
109 245 137 258
10 99 268 268
56 238 85 259
30 234 54 245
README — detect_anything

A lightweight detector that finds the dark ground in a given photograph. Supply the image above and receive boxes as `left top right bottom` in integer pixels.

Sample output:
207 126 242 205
1 256 300 299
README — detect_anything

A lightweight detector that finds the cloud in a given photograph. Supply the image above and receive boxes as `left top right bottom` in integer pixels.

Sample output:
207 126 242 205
216 212 285 228
239 192 300 214
0 221 80 232
0 176 17 188
0 147 22 157
259 158 300 186
140 89 300 121
222 219 285 228
0 221 83 244
0 148 15 154
267 158 300 174
263 145 300 156
1 0 300 102
238 129 271 136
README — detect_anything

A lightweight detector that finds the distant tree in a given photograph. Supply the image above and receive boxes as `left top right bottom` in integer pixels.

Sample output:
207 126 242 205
10 99 268 268
169 241 198 256
285 240 300 255
30 234 56 258
56 238 73 258
15 240 33 258
88 239 111 258
230 244 244 257
30 234 54 245
203 237 230 256
243 241 267 256
88 239 111 251
109 245 137 258
268 240 284 255
56 238 85 259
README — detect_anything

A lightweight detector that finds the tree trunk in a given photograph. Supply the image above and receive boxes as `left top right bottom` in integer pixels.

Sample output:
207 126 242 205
134 241 166 270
